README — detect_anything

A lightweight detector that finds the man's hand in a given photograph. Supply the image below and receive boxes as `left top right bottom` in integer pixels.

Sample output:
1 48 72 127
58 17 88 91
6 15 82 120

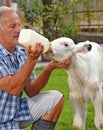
48 56 72 70
25 42 44 60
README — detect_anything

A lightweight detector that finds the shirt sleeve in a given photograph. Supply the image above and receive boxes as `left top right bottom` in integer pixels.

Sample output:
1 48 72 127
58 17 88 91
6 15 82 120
0 46 36 80
0 59 12 77
0 58 36 80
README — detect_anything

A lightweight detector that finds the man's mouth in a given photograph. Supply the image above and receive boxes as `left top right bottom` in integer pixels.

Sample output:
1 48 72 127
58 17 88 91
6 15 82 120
14 35 19 39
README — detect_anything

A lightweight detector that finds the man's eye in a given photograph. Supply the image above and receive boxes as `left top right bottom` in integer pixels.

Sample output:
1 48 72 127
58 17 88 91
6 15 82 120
9 25 15 28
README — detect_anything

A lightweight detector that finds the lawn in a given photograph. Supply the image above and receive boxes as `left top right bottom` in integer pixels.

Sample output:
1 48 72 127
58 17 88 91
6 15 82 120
26 66 97 130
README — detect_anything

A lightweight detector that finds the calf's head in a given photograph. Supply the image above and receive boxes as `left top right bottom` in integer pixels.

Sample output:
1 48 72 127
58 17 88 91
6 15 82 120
44 37 92 61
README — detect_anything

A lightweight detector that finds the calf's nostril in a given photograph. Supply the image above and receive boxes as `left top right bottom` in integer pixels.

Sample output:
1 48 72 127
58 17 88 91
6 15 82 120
88 44 92 51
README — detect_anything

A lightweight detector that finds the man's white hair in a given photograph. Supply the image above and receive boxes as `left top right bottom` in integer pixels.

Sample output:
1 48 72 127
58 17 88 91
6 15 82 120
0 6 16 29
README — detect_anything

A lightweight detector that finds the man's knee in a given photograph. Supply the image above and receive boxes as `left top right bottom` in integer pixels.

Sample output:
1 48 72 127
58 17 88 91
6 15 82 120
54 96 64 110
41 96 64 122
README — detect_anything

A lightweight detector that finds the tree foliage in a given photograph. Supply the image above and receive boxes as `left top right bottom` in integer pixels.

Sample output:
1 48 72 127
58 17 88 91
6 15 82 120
16 0 79 40
42 0 79 40
17 0 43 25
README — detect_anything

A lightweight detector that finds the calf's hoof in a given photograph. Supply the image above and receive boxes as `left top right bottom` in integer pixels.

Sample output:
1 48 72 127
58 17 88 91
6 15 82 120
73 125 80 130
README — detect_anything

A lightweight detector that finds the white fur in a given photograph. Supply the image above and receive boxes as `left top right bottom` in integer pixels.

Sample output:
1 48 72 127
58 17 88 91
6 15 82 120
44 37 103 130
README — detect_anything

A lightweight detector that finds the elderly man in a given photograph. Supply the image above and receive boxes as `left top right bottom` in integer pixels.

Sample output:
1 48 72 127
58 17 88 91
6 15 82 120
0 6 72 130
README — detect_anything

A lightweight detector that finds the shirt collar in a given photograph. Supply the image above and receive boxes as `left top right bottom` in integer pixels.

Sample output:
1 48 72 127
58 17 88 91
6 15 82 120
0 44 26 57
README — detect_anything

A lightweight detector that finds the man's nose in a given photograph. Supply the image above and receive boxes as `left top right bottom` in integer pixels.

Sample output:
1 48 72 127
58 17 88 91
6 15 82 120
16 25 21 33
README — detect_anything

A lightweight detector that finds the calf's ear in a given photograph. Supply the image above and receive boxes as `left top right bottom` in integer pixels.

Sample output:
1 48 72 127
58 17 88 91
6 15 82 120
72 44 92 54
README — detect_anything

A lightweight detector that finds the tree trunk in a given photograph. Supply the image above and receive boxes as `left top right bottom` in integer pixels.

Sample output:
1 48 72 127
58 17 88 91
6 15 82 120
42 0 52 5
42 0 52 29
42 0 52 39
41 0 52 61
6 0 11 7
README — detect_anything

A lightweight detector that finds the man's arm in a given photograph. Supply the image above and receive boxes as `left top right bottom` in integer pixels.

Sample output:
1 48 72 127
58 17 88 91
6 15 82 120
0 58 37 96
0 43 43 96
25 57 72 97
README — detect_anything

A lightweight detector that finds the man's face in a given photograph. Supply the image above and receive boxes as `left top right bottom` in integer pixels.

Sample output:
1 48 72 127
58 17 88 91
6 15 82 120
0 11 21 47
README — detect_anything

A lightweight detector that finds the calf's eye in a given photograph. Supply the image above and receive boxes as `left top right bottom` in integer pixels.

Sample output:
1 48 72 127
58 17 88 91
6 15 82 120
64 43 68 47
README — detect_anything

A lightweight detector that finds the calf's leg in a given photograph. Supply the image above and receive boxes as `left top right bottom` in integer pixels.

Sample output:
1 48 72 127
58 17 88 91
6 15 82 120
92 91 103 130
70 93 87 130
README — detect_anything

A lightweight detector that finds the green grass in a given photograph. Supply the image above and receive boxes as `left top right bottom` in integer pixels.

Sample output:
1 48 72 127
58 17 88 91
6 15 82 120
26 67 97 130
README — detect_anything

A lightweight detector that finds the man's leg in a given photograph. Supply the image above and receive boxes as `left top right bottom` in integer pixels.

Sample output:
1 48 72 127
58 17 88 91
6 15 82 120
31 96 64 130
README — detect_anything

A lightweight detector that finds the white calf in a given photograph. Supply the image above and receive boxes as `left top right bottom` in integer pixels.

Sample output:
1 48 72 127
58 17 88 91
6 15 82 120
44 37 103 130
